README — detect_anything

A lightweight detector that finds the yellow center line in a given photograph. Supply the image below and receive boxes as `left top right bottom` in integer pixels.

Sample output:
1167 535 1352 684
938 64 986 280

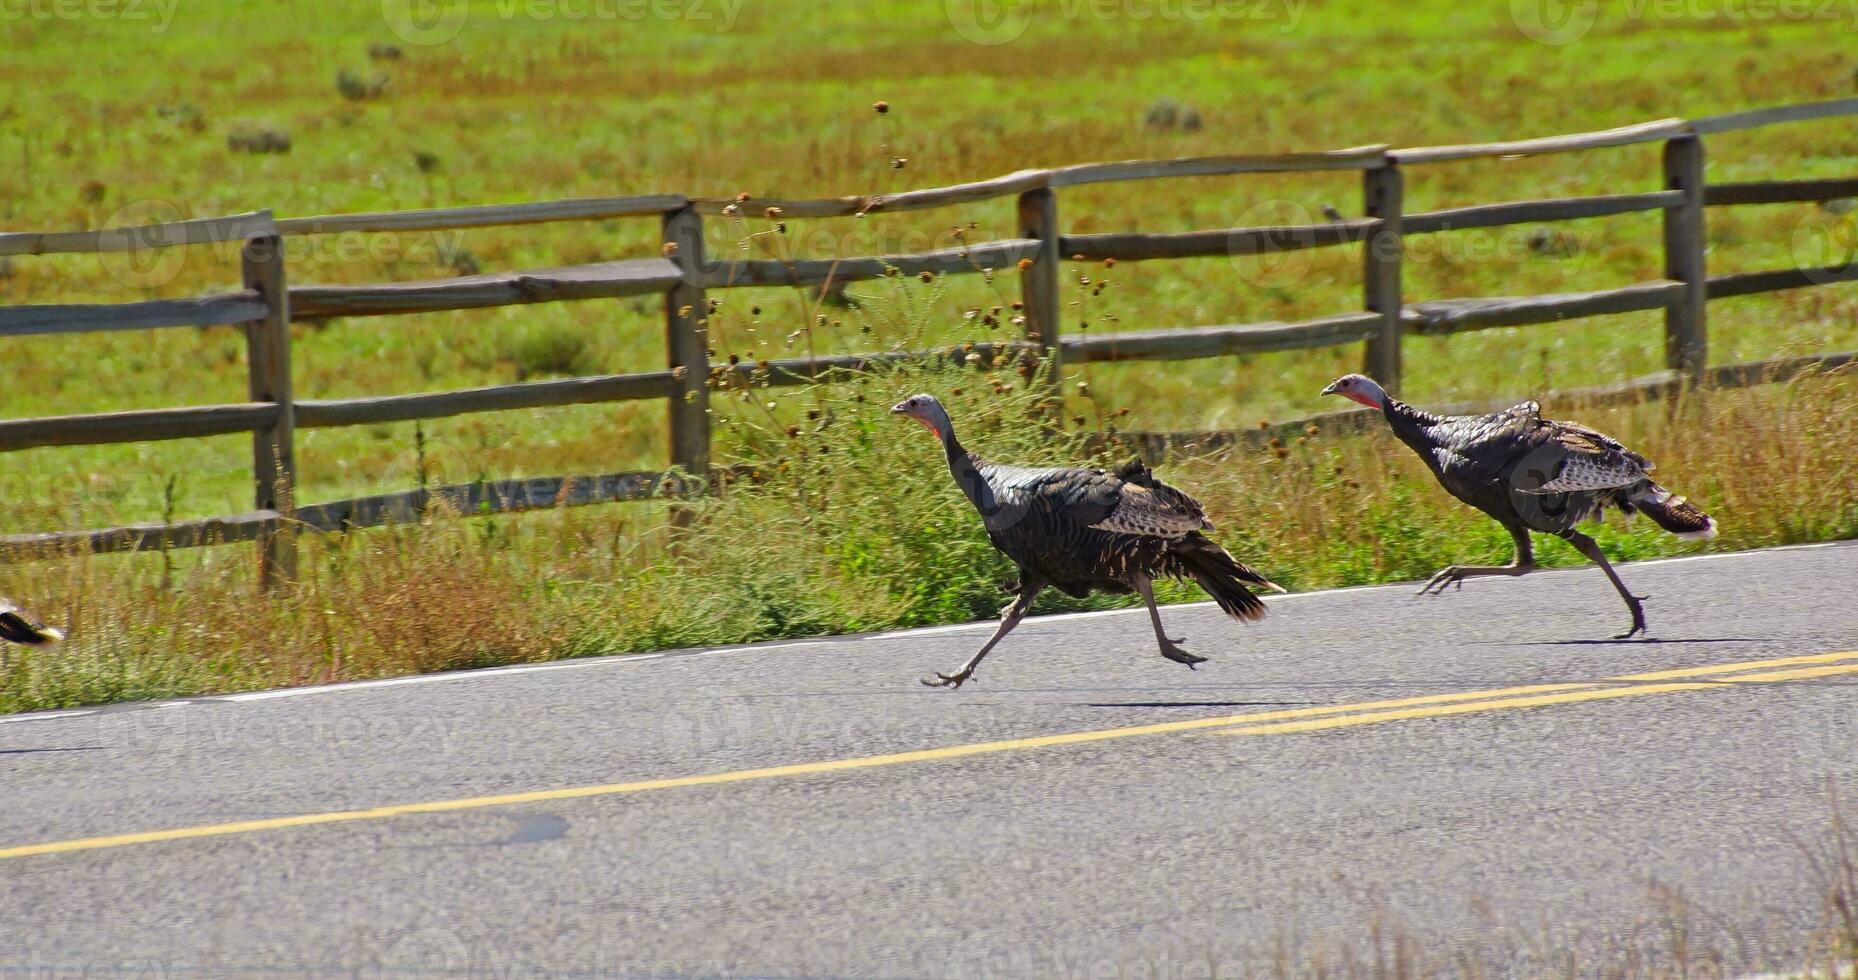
1215 660 1858 737
2 650 1854 862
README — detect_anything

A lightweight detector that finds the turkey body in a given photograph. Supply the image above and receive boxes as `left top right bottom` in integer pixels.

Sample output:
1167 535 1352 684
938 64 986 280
1384 398 1715 540
1324 373 1715 639
962 455 1272 621
893 393 1277 688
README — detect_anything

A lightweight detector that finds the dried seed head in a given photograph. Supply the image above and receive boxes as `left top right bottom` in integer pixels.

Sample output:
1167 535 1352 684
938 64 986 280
918 270 934 283
891 157 907 170
1017 258 1034 271
661 242 679 256
764 206 782 219
736 192 752 202
1104 258 1116 268
873 100 889 113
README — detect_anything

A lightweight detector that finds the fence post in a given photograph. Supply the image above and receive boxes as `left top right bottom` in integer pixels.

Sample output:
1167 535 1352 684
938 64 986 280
242 233 295 587
1361 162 1404 392
1017 187 1061 395
662 206 710 482
1662 135 1708 382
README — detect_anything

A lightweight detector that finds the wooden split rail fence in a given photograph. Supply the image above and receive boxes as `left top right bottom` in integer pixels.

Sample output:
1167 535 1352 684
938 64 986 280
3 99 1858 583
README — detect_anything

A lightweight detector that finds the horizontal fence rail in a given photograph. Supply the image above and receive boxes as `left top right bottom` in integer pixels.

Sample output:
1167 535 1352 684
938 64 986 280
0 211 275 258
0 292 270 337
291 259 682 319
294 372 680 429
4 98 1858 576
0 403 281 453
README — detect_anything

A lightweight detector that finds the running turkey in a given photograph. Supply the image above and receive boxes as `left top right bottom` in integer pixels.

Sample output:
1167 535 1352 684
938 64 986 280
1321 374 1716 638
0 597 63 647
892 393 1282 688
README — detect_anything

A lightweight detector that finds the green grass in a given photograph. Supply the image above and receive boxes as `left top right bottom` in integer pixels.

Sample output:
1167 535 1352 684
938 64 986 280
3 1 1858 712
4 0 1857 528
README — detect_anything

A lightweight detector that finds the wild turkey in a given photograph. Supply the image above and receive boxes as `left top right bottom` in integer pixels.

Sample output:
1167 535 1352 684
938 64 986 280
892 393 1282 688
1321 374 1716 638
0 597 63 647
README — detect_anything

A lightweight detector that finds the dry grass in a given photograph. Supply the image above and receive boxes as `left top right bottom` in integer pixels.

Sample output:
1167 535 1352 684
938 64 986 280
2 362 1852 714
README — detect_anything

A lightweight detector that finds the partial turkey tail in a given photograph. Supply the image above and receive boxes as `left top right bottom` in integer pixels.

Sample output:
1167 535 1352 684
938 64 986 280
0 605 63 647
1172 535 1281 623
1628 482 1718 541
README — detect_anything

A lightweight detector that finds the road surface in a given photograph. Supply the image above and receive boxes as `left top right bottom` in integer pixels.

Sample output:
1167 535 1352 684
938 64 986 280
3 542 1857 977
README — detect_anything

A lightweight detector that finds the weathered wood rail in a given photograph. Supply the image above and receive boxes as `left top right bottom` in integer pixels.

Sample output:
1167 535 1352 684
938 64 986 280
4 98 1858 575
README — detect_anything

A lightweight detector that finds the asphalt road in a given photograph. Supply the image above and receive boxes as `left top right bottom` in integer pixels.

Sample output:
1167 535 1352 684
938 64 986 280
3 541 1857 978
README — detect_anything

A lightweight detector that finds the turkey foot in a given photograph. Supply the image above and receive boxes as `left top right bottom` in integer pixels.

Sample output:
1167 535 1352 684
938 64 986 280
1562 530 1651 641
919 579 1043 691
1419 560 1533 596
1157 639 1207 668
1614 594 1650 640
921 670 974 689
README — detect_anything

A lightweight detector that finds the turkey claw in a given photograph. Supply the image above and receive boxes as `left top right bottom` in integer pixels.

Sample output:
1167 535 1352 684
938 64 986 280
1418 567 1465 596
1613 595 1650 640
1158 642 1207 668
921 671 973 689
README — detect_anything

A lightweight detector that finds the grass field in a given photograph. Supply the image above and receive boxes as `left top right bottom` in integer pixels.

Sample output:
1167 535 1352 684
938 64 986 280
2 1 1857 710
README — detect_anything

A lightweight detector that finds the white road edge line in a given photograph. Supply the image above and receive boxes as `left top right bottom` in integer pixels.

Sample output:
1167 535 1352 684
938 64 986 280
1 540 1843 718
217 655 668 702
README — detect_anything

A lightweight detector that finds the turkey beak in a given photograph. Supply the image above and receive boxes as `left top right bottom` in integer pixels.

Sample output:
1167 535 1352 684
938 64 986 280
1320 380 1342 397
889 400 911 417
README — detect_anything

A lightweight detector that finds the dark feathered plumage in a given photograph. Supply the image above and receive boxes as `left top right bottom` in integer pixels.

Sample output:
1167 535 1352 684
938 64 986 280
1323 374 1716 638
893 394 1280 688
0 598 63 648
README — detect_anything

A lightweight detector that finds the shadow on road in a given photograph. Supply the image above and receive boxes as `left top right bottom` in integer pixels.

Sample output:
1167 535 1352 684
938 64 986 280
1498 637 1768 647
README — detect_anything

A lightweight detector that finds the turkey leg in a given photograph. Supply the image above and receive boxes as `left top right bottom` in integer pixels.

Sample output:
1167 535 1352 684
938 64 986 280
922 579 1045 689
1420 524 1536 595
1134 575 1207 668
1560 530 1649 639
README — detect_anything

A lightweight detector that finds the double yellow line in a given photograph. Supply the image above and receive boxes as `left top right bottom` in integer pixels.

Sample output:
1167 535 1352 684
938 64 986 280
1213 648 1858 736
3 649 1855 862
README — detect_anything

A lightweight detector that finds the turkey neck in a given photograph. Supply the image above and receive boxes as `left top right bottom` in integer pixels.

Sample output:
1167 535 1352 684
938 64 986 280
1380 397 1443 453
938 425 992 510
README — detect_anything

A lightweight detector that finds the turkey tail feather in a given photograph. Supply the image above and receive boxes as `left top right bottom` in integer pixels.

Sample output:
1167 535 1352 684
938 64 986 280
0 610 63 646
1629 482 1718 541
1172 535 1276 622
